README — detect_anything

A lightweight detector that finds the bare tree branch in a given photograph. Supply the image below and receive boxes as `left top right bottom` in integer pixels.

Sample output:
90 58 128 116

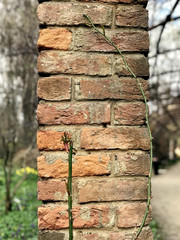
152 0 180 75
149 48 180 58
149 16 180 31
151 69 180 77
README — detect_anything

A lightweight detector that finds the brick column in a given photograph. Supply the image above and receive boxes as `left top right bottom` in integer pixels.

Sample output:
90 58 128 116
36 0 153 239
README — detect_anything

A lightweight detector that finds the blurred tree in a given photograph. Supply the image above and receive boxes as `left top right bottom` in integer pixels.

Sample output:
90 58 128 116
148 0 180 162
0 0 38 213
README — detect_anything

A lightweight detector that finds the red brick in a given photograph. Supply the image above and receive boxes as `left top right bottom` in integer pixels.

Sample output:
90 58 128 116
81 127 150 150
37 77 71 101
38 180 67 201
114 153 150 176
117 202 152 228
37 2 112 26
74 29 149 52
37 102 110 125
38 205 112 230
37 130 66 151
115 54 149 77
37 28 72 50
116 5 148 28
114 102 146 125
37 154 111 178
78 178 148 203
38 51 112 76
75 77 149 101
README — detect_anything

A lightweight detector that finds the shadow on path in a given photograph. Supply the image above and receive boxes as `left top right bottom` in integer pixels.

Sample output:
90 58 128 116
152 162 180 240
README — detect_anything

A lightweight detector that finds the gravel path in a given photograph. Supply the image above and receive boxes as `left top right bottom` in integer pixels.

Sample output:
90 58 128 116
151 162 180 240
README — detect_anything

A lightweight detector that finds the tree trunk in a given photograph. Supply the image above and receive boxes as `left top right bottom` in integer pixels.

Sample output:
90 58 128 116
4 163 12 214
5 189 12 214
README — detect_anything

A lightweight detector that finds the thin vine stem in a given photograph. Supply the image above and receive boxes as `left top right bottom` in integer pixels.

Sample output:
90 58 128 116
68 143 73 240
83 14 153 240
61 133 73 240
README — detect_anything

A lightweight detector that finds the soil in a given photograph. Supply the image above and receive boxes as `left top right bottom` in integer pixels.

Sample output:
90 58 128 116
151 162 180 240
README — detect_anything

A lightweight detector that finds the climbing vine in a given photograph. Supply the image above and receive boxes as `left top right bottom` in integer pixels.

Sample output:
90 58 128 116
83 14 153 240
61 132 74 240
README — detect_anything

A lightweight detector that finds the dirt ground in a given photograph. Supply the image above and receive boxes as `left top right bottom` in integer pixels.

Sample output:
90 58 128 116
151 162 180 240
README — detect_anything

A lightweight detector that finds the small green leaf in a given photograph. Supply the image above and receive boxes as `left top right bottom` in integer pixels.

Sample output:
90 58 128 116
100 24 105 35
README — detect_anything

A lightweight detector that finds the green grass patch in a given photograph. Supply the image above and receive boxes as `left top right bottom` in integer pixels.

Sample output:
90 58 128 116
0 167 40 240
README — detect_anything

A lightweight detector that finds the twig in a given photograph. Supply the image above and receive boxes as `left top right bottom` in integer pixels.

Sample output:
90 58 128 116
83 14 153 240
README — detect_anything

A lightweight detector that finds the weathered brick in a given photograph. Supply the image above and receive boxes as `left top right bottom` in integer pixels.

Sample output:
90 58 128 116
74 29 149 52
81 127 150 150
37 28 72 50
116 5 148 28
115 54 149 77
116 0 147 3
37 130 66 151
37 154 111 178
109 228 153 240
38 51 112 76
79 232 105 240
38 0 70 2
39 231 65 240
114 102 146 125
78 227 153 240
117 202 152 228
78 0 147 3
78 178 148 203
75 77 149 101
38 180 67 201
39 230 79 240
114 153 150 176
37 77 71 101
37 102 110 125
37 2 112 26
38 205 112 230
